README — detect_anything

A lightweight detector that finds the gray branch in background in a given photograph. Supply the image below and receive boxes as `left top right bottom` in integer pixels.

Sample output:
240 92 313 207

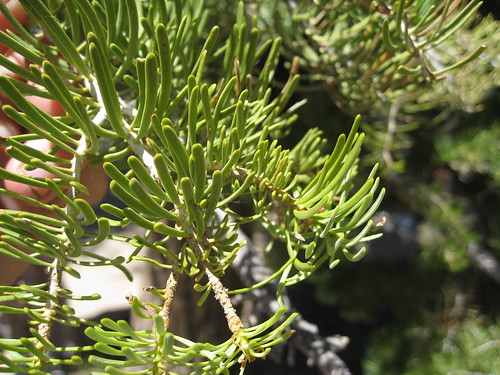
468 243 500 284
228 219 351 375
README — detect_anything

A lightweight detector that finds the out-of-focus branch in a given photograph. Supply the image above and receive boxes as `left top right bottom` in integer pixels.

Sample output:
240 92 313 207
468 243 500 284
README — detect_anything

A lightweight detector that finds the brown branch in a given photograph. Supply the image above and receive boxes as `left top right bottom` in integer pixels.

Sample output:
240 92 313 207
191 241 245 335
204 261 244 335
36 259 62 370
159 268 180 331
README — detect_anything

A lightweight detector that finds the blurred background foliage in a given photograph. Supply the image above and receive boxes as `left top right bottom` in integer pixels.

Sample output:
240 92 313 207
227 0 499 374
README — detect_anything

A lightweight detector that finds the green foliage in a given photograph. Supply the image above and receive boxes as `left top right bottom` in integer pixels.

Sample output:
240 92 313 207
408 101 500 273
0 1 385 374
420 15 500 113
247 0 491 171
416 183 480 272
363 315 500 375
437 121 500 185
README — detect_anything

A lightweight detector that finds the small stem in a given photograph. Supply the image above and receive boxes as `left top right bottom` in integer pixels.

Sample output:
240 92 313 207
68 135 87 202
159 268 180 330
36 259 62 369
